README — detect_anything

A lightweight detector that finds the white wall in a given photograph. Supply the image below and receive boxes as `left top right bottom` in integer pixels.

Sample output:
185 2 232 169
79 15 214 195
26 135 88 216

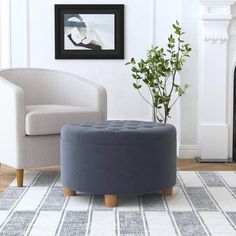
179 0 200 158
30 0 155 121
0 0 200 157
0 0 11 68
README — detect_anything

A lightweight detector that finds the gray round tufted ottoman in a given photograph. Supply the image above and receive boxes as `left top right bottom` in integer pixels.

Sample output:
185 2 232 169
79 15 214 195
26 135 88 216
61 120 176 207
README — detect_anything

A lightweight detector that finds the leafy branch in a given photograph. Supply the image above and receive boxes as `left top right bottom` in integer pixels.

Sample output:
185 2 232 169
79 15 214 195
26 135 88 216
126 20 192 123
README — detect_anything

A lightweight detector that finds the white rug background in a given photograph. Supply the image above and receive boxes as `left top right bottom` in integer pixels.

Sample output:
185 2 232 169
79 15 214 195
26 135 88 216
0 171 236 236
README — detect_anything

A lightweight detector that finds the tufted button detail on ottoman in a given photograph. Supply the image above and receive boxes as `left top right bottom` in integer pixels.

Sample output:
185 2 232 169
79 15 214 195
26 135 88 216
61 120 176 207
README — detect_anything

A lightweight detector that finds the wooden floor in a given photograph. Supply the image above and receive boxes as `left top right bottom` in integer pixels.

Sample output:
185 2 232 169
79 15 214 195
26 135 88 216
177 159 236 171
0 159 236 193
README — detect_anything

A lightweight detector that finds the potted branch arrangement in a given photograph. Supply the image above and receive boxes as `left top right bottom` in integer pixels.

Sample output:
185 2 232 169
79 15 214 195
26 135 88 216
126 21 192 123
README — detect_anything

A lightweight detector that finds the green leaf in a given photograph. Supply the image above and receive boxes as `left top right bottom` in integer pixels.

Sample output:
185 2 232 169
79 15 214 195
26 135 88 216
133 83 142 89
131 58 136 63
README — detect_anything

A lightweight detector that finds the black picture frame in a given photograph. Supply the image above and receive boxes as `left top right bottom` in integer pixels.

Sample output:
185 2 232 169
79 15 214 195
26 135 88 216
55 4 124 59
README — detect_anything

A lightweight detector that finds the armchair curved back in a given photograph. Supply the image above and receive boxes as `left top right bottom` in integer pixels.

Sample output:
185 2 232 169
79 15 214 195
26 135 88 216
0 68 107 120
0 68 79 105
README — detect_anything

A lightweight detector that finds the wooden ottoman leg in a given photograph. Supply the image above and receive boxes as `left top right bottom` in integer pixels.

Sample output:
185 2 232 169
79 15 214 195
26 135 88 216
16 169 24 187
104 195 118 207
161 188 173 196
64 188 76 196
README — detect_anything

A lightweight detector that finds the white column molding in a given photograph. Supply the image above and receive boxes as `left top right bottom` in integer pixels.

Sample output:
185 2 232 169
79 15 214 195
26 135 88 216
198 0 236 161
203 20 230 43
200 0 235 43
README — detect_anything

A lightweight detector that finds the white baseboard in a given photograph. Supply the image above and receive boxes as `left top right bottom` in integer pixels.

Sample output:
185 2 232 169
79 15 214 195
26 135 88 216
178 145 199 158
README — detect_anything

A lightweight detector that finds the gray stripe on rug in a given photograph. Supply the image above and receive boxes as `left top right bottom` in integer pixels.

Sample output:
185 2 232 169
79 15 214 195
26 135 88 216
33 171 58 186
226 212 236 226
230 187 236 197
119 211 145 236
173 212 207 236
40 186 66 211
185 187 217 211
197 172 236 231
59 211 88 236
54 194 71 235
0 211 35 236
115 208 118 236
138 195 150 236
176 175 181 186
198 172 225 187
141 193 165 211
0 187 26 211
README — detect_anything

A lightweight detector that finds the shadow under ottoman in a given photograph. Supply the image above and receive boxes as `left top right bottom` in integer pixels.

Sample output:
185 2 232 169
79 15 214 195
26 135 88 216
61 120 176 207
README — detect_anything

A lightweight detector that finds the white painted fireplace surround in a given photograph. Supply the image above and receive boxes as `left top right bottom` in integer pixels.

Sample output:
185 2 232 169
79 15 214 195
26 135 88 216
198 0 236 161
1 0 236 161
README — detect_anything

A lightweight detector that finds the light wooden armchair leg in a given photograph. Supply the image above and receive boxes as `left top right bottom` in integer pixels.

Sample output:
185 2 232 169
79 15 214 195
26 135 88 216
16 169 24 187
104 195 118 207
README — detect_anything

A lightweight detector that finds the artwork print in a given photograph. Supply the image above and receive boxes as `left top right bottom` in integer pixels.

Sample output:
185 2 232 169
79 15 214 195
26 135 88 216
55 5 124 59
64 14 115 51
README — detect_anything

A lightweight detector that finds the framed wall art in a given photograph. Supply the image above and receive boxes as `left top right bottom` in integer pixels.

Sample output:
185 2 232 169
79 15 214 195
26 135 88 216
55 4 124 59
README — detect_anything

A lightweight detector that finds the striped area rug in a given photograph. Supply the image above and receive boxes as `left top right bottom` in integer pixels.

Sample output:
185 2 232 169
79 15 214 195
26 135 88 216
0 171 236 236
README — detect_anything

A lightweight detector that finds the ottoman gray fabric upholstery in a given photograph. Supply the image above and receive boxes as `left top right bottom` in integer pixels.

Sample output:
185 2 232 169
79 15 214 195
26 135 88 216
61 120 176 195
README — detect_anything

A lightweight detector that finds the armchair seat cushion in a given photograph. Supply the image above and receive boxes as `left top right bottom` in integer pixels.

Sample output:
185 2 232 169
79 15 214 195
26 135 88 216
26 105 101 135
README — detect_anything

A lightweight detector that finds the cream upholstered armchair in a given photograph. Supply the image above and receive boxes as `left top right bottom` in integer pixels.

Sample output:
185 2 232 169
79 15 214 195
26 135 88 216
0 68 107 187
